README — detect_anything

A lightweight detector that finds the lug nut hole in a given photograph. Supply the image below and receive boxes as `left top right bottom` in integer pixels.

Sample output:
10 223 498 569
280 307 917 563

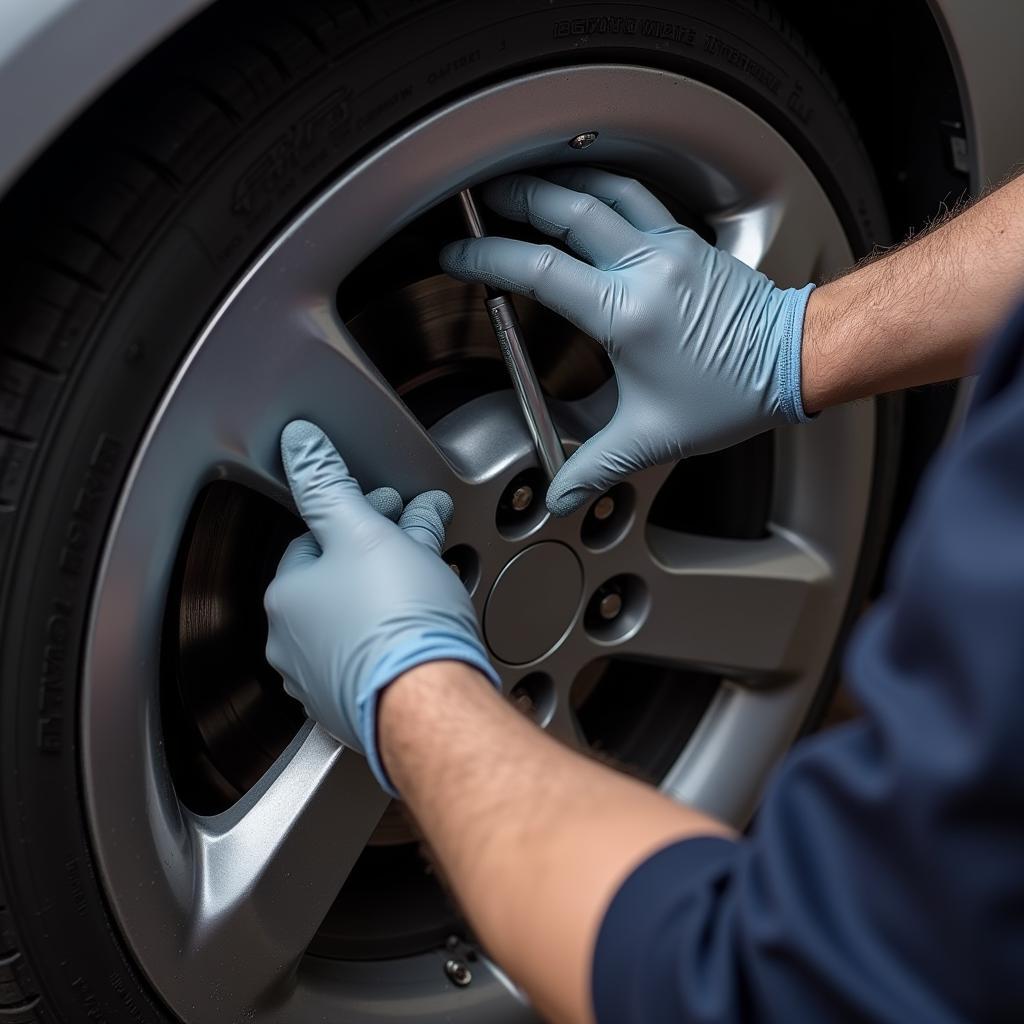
496 468 548 540
443 544 480 593
581 483 635 551
508 672 555 726
585 574 649 644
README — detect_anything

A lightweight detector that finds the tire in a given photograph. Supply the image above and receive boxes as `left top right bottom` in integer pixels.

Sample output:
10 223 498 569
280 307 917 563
0 1 897 1020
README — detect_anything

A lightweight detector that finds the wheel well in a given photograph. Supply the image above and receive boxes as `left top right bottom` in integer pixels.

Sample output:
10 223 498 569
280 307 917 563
776 0 968 576
777 0 970 241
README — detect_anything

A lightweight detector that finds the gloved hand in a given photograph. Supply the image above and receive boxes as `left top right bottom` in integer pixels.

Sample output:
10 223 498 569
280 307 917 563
440 168 815 516
264 420 500 795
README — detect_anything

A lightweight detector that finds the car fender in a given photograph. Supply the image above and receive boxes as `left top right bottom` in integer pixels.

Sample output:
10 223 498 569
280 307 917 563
0 0 216 194
927 0 1024 190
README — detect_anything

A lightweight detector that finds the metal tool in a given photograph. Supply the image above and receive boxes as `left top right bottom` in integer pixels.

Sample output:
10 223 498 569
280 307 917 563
458 188 566 480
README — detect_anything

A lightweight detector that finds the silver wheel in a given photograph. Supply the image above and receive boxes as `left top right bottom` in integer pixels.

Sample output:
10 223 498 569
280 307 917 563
83 66 874 1022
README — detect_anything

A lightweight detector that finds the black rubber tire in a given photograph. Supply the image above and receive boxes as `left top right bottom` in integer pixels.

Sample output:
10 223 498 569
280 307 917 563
0 1 899 1019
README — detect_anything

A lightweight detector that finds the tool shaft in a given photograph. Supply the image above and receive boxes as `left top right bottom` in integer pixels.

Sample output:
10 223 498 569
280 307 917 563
458 190 488 241
486 295 566 479
458 189 566 479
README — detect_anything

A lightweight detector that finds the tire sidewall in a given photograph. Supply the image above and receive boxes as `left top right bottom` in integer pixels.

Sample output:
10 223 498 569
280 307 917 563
0 2 890 1019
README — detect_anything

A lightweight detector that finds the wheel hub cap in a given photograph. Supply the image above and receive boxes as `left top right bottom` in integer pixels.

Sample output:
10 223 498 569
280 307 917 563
484 542 583 664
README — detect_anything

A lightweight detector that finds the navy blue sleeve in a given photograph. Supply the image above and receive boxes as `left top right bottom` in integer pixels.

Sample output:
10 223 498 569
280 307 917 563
592 302 1024 1024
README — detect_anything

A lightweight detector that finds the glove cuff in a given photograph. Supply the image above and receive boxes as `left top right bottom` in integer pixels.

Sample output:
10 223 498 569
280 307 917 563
775 282 816 424
357 638 501 797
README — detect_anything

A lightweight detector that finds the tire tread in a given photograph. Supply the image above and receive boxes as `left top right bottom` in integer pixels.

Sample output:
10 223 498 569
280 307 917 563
0 3 373 1014
0 909 40 1023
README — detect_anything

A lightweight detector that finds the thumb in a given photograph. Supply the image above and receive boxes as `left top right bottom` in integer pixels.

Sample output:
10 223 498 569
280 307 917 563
264 532 319 629
276 532 321 571
398 490 455 554
280 420 367 547
546 419 641 516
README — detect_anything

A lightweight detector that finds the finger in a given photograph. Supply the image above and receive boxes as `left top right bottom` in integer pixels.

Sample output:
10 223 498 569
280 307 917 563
398 490 455 554
366 486 404 523
440 236 609 341
543 167 677 233
264 534 320 634
277 532 322 570
546 418 642 516
280 420 367 547
480 174 645 270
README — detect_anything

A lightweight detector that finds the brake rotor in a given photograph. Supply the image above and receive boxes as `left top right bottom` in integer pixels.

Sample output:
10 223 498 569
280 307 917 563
347 274 611 424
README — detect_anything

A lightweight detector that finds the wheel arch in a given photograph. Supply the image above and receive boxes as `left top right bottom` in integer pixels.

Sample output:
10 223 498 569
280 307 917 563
774 0 1022 237
772 0 1024 563
927 0 1024 190
0 0 217 196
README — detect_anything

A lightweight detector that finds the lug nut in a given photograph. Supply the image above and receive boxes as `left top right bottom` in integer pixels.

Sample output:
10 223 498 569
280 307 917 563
586 575 646 638
508 674 552 722
569 131 599 150
511 686 536 716
511 485 534 512
497 469 546 539
443 546 478 589
582 484 633 552
445 959 473 987
598 592 623 621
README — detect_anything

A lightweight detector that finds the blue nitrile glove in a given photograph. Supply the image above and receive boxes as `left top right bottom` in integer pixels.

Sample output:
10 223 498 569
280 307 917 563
440 168 815 516
264 420 500 795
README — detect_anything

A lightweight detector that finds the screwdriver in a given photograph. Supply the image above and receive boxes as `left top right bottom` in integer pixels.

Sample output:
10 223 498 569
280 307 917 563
458 188 567 481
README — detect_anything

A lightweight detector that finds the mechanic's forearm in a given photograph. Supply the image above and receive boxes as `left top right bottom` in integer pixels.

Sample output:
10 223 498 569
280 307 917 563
801 172 1024 413
378 661 735 1024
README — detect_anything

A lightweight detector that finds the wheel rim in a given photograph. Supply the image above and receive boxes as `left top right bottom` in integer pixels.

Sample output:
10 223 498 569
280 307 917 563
82 65 875 1022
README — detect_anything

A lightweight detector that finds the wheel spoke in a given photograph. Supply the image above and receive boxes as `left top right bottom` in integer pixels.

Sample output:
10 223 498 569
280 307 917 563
145 294 464 511
622 526 834 680
431 389 548 491
709 178 849 286
184 724 388 1015
286 305 464 494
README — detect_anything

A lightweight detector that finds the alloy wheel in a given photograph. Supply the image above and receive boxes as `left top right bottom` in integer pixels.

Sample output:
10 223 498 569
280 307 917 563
83 65 874 1022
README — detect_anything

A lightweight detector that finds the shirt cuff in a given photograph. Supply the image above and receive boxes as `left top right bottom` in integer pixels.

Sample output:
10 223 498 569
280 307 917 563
592 836 740 1024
